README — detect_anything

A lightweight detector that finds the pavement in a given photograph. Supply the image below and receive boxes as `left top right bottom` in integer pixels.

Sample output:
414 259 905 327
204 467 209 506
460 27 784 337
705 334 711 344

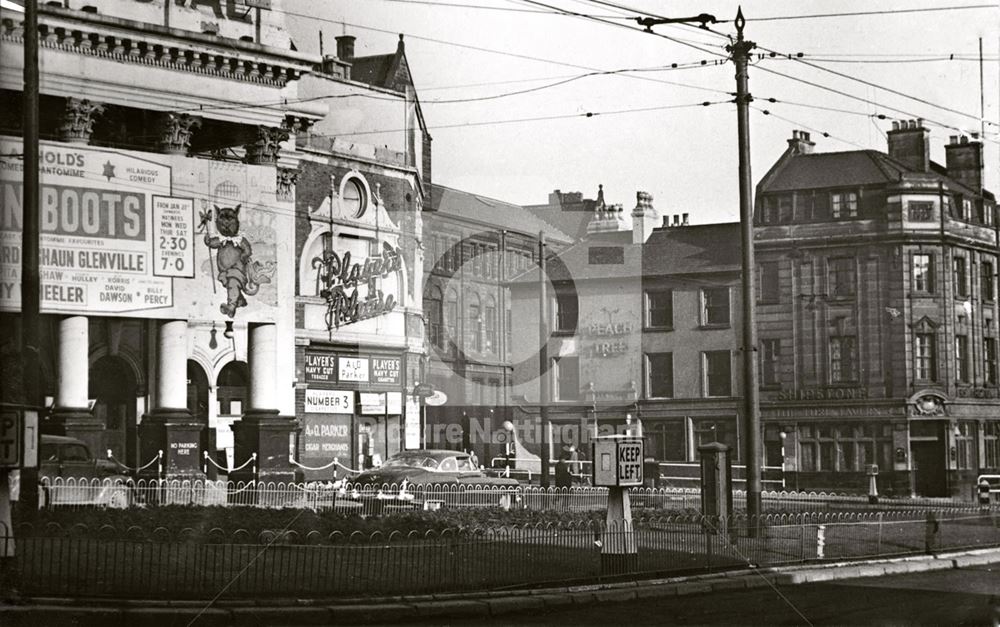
1 547 998 626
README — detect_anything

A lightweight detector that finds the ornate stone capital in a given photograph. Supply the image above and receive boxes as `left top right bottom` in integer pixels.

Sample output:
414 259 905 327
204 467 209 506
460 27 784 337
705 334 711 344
276 167 299 202
243 124 290 166
59 98 105 144
158 113 202 155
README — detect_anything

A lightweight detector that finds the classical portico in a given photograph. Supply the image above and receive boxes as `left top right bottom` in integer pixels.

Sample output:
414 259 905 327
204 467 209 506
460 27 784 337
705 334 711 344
1 2 318 482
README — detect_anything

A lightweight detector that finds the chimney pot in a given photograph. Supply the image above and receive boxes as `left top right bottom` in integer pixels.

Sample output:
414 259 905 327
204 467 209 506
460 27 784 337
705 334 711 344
673 215 680 226
945 132 984 191
971 132 980 140
892 121 899 130
336 35 356 61
950 135 959 145
662 216 670 228
888 117 930 171
682 213 689 226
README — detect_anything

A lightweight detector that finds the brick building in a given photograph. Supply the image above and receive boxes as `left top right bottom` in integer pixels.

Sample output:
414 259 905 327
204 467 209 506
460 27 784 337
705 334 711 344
755 124 999 497
421 184 572 465
291 34 428 478
509 186 745 468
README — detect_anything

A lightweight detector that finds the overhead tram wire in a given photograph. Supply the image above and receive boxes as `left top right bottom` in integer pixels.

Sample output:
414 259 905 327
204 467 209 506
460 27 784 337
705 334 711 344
513 0 730 60
370 0 632 17
751 41 995 127
746 4 994 22
787 56 999 65
162 60 731 118
420 60 722 91
269 5 735 95
752 106 868 151
641 12 998 130
754 64 999 141
315 98 730 137
523 1 998 141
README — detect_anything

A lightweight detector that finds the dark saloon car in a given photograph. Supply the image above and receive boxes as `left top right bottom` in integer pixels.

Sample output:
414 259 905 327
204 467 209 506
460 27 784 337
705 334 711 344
352 449 520 488
349 450 520 511
38 435 131 508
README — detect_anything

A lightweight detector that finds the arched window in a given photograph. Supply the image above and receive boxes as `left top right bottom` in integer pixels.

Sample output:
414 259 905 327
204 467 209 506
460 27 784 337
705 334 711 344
468 292 482 353
217 361 249 416
445 289 459 355
187 360 210 422
425 284 443 349
484 295 497 353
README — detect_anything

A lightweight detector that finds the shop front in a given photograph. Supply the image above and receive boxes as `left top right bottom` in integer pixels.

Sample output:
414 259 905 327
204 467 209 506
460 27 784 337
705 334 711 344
762 393 909 495
298 348 406 480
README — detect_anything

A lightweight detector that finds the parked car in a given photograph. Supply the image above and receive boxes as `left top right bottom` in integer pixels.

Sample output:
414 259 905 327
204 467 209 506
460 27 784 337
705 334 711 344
348 450 520 511
39 435 131 508
352 450 520 487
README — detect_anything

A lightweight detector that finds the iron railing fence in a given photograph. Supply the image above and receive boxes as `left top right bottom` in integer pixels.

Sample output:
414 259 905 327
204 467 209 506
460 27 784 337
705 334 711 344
36 477 990 514
4 510 998 599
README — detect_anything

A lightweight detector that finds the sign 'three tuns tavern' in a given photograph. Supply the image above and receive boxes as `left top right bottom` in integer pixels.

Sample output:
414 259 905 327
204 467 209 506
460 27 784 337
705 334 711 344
0 138 283 321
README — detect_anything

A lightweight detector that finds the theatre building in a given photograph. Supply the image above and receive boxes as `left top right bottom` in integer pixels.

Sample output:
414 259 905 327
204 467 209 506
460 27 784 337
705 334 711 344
0 1 322 481
290 33 428 478
755 125 1000 497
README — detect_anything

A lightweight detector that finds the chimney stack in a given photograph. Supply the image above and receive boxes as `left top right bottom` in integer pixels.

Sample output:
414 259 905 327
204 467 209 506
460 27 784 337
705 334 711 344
945 134 984 192
631 191 657 244
336 35 356 61
787 130 815 155
887 118 929 172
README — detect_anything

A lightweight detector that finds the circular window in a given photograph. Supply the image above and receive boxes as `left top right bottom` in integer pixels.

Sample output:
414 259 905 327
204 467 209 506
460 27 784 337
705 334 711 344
343 178 366 218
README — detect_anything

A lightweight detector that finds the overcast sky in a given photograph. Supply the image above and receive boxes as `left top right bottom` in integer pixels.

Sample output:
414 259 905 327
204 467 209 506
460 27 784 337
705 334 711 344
285 0 999 224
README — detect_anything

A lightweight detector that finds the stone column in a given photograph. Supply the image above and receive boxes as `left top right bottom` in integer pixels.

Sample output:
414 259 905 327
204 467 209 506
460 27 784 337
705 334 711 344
243 125 289 166
58 98 104 144
48 316 103 455
139 320 203 480
232 323 298 484
157 113 202 155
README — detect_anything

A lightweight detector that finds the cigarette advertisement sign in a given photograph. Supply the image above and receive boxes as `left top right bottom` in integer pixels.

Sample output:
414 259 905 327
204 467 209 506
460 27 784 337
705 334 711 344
0 137 283 322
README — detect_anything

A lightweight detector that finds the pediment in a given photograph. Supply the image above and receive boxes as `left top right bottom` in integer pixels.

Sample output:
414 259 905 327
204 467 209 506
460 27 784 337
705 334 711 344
909 315 940 331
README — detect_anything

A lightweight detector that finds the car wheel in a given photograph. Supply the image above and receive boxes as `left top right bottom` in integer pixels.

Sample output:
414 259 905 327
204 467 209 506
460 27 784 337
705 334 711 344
106 489 129 509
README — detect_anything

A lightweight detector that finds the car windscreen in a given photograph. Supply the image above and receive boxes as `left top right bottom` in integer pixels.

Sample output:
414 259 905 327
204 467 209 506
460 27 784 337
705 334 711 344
61 444 90 462
383 456 438 469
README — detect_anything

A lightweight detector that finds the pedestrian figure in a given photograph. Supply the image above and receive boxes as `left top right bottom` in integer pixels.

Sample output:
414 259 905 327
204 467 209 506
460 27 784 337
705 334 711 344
555 448 573 509
555 449 573 488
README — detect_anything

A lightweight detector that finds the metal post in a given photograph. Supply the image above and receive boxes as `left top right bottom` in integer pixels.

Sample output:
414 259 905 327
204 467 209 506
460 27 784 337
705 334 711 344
727 7 762 529
538 232 550 488
22 0 41 409
13 0 43 527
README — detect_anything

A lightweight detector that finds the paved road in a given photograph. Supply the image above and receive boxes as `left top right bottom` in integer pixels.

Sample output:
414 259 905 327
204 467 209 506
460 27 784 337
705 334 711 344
404 565 1000 626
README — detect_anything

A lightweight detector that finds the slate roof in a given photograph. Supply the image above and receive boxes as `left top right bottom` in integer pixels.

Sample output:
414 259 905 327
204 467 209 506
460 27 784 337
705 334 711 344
350 54 397 89
524 199 597 240
509 222 741 284
428 184 573 243
763 149 991 200
763 151 905 192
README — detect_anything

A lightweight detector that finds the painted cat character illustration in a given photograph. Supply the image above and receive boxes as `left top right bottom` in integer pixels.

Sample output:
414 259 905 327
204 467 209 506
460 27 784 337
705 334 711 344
200 204 275 318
